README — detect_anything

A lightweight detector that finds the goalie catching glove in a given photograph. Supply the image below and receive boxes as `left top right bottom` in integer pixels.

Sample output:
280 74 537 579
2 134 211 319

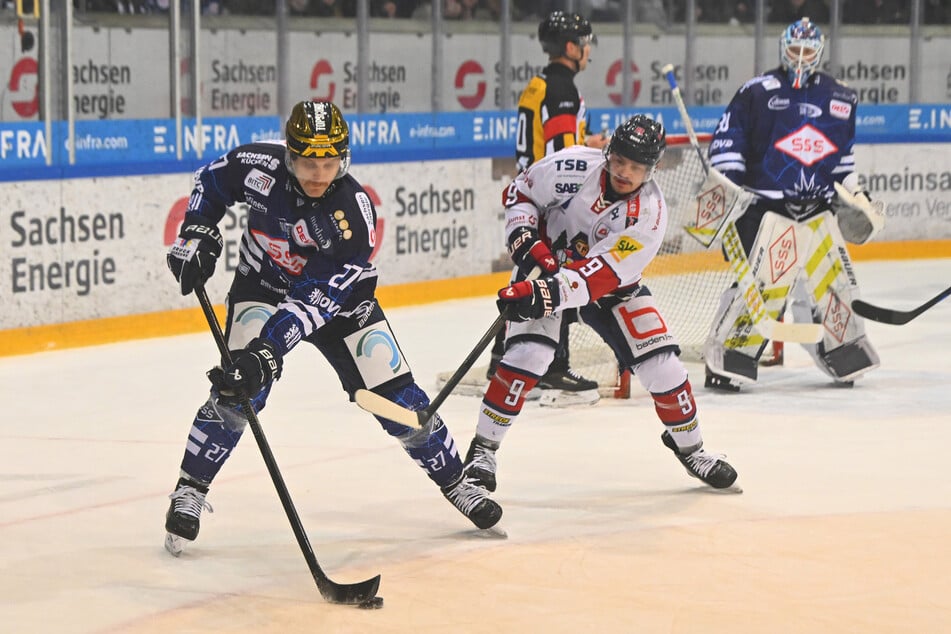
497 278 561 321
207 338 283 398
507 226 558 275
167 216 223 295
833 179 886 245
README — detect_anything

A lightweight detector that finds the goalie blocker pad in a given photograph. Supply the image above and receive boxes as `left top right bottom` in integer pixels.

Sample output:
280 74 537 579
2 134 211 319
685 167 756 247
833 181 886 245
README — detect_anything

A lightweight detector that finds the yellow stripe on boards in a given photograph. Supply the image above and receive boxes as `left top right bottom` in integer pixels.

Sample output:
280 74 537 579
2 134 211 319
2 240 949 358
0 271 513 357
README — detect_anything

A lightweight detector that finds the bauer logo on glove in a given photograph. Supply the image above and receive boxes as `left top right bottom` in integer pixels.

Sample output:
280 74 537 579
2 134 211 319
207 339 283 398
166 217 223 295
497 278 560 321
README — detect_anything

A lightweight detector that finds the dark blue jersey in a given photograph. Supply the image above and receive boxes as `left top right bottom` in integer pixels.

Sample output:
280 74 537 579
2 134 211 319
708 67 858 211
185 141 379 356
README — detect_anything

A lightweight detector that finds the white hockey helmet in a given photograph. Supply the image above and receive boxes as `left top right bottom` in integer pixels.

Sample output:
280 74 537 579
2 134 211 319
780 17 825 89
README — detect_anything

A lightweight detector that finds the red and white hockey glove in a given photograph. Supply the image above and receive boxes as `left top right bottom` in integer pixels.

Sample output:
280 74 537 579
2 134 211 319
507 226 558 276
497 278 560 322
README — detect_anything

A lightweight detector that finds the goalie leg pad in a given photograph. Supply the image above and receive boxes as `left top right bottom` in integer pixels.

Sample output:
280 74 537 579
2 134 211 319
704 286 763 384
795 213 879 382
816 336 881 383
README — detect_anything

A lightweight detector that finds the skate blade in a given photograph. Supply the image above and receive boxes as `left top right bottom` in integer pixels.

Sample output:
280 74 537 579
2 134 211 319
538 389 600 408
475 525 508 539
707 483 744 494
164 532 187 557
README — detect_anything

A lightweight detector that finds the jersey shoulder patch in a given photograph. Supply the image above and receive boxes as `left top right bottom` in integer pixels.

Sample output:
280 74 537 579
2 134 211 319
741 73 781 93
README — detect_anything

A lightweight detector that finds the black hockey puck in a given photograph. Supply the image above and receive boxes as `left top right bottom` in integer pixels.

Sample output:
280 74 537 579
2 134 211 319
357 596 384 609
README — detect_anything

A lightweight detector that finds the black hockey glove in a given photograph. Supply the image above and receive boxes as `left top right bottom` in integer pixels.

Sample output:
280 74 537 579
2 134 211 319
207 338 283 398
507 226 558 276
497 278 560 322
167 216 223 296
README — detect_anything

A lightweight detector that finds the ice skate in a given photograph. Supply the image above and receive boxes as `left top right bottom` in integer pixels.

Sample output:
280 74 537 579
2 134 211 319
536 365 600 407
441 474 503 530
164 477 213 556
464 436 499 493
661 431 738 490
704 367 742 393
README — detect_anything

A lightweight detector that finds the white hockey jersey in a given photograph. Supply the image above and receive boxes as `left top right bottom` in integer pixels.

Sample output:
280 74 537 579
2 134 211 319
503 145 669 309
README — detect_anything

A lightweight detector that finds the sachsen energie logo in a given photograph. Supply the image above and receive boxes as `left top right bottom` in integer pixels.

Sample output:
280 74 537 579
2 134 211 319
606 60 642 105
455 61 486 109
310 60 336 102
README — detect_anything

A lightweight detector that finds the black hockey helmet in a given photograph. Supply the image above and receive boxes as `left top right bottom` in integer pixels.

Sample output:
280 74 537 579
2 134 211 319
605 115 666 167
285 100 351 179
538 11 594 57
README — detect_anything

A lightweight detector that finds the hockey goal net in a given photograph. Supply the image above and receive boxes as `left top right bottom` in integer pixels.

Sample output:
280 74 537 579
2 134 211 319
437 134 780 400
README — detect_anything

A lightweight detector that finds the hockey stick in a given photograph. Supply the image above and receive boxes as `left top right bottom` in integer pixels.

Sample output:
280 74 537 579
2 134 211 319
662 64 753 247
662 65 708 173
354 267 543 426
663 63 822 344
851 285 951 325
195 283 381 606
354 309 509 428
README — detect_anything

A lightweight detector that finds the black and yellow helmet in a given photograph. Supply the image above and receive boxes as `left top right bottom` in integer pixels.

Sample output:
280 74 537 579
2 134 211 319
285 100 351 180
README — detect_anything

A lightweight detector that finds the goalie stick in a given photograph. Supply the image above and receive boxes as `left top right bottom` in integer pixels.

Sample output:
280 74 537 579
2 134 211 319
852 285 951 325
663 64 822 344
195 283 381 606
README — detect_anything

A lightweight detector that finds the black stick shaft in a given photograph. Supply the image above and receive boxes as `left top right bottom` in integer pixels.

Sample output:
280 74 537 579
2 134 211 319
852 285 951 325
419 310 508 424
194 283 380 604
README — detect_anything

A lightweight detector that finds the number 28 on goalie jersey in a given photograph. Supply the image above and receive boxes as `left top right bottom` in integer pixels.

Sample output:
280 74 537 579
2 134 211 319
503 145 668 305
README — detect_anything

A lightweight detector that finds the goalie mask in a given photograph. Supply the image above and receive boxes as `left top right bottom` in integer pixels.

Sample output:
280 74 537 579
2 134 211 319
780 17 825 89
538 11 595 57
604 115 666 181
285 100 351 183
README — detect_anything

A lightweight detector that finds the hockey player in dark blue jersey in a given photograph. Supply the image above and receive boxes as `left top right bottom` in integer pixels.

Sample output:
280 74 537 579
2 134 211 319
162 101 502 555
703 18 886 392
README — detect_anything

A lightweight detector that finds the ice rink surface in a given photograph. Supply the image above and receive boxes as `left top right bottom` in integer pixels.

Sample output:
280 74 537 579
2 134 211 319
2 259 950 634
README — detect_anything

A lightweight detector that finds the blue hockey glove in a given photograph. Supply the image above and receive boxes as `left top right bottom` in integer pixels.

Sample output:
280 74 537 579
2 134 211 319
207 338 282 398
507 226 558 276
497 278 560 322
167 216 223 295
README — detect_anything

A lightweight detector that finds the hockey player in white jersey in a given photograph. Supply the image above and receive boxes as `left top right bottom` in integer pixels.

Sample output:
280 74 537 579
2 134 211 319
464 115 738 495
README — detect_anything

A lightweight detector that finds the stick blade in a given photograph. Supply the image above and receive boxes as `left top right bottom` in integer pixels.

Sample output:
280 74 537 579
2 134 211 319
354 390 423 429
852 299 914 325
318 573 381 605
764 320 824 343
